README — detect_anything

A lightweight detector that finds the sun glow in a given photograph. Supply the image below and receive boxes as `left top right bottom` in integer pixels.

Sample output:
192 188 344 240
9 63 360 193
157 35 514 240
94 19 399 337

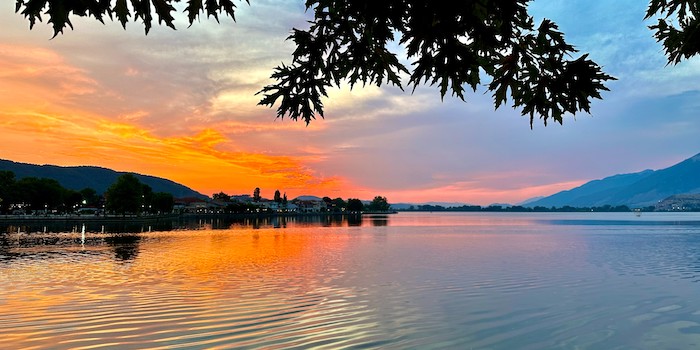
0 43 348 198
0 29 587 204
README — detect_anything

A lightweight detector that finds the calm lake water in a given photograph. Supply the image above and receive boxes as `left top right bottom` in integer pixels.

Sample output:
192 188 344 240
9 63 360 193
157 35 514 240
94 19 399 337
3 212 700 349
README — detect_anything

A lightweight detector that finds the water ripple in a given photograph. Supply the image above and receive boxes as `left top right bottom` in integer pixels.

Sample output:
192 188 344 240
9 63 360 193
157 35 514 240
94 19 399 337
4 217 700 349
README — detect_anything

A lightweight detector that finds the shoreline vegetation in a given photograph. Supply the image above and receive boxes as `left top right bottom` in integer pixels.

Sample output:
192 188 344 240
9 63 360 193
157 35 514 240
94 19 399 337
0 171 395 218
0 211 396 222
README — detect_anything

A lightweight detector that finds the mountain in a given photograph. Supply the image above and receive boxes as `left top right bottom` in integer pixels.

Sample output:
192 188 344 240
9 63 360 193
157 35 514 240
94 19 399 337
656 194 700 211
294 195 324 201
517 196 545 206
390 202 474 210
527 171 655 208
527 153 700 208
422 201 473 207
0 159 207 199
487 203 513 208
389 203 414 210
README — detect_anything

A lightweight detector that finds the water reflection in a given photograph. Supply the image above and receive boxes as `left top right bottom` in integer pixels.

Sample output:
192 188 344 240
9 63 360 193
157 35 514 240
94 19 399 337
105 235 141 261
1 218 175 235
368 215 389 226
0 214 382 235
271 216 286 228
4 213 700 349
348 214 362 226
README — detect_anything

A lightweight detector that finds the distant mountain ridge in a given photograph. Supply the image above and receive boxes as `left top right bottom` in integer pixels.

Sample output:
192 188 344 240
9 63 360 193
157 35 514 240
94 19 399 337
527 153 700 208
0 159 207 199
391 202 474 210
517 196 545 206
294 195 324 201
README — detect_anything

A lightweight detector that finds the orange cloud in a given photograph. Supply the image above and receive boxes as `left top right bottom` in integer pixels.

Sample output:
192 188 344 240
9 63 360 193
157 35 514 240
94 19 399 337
0 41 582 204
1 110 346 197
208 119 327 135
0 44 348 198
0 44 99 101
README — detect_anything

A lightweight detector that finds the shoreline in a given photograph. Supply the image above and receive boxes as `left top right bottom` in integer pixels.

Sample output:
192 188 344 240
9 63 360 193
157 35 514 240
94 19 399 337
0 211 396 236
0 211 396 222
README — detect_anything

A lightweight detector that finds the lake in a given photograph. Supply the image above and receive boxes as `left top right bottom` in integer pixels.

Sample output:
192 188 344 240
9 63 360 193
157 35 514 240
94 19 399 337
3 212 700 349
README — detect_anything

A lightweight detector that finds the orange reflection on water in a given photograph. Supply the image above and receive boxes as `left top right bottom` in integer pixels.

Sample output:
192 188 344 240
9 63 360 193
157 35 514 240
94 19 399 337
0 228 357 348
144 229 316 277
0 214 599 349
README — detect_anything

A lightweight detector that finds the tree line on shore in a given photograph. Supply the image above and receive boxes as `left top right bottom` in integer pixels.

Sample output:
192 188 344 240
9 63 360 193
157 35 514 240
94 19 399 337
211 189 392 214
0 170 392 216
0 171 174 215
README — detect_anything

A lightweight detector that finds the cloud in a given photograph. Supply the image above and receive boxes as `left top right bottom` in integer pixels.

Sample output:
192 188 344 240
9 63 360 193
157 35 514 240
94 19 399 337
0 108 345 196
2 1 700 205
0 44 99 104
0 39 348 198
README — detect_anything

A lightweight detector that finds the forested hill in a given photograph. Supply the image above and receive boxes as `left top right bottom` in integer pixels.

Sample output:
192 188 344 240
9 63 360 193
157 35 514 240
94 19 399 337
0 159 207 199
527 153 700 208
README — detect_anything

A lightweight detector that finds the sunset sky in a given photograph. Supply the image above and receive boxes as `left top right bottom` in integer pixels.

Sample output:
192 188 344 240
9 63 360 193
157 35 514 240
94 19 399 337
2 0 699 205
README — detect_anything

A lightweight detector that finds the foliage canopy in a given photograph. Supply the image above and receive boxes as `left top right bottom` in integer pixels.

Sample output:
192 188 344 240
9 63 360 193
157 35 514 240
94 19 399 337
346 198 364 212
14 0 700 127
368 196 391 212
105 173 144 215
0 170 100 214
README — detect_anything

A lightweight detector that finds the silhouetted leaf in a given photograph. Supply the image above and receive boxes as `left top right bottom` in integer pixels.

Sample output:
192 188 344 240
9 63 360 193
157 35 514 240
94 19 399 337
113 0 130 29
646 0 700 65
14 0 697 126
205 0 219 22
185 0 203 24
152 0 176 29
